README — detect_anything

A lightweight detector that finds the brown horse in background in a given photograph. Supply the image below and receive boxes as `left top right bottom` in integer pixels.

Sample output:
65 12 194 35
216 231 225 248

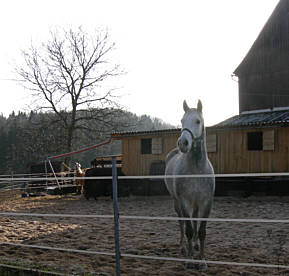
75 162 85 194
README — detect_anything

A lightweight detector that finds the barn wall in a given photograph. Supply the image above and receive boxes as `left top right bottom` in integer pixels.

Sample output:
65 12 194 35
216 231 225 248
208 126 289 174
121 133 178 176
239 72 289 113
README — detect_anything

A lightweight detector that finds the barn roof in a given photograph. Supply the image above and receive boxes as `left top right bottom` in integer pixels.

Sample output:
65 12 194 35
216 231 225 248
234 0 289 76
213 110 289 128
111 128 181 138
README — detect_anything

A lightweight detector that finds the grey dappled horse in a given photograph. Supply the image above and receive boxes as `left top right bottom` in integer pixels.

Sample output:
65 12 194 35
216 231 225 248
165 100 215 269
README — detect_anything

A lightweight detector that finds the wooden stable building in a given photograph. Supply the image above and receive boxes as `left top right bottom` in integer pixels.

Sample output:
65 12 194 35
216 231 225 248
112 129 177 176
111 116 289 176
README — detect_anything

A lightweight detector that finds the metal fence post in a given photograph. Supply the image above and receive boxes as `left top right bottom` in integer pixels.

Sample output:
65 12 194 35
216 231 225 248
112 156 121 276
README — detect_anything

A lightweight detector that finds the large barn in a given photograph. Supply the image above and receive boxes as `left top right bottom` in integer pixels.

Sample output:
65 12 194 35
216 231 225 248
111 0 289 195
210 0 289 174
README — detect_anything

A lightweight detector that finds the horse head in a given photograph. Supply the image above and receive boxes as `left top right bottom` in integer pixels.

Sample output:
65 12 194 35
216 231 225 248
75 162 81 170
177 99 204 153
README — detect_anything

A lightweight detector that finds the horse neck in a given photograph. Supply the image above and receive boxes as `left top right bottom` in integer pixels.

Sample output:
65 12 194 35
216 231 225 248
187 131 208 163
76 167 83 174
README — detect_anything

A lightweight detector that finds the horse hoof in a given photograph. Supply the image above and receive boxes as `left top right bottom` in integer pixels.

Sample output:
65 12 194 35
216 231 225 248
185 262 196 270
186 262 205 270
197 262 208 270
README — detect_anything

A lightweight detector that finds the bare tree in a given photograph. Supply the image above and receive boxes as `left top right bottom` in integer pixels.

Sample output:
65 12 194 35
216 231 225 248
16 27 123 163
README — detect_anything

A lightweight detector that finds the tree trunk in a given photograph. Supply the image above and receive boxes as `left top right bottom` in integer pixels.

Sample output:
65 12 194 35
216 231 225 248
64 126 74 167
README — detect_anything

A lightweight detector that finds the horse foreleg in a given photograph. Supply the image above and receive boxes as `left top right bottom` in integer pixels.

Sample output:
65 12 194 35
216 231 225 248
180 205 194 268
198 220 208 270
80 180 84 194
174 200 186 256
184 219 197 269
178 219 186 256
197 204 212 270
192 208 199 251
185 220 193 256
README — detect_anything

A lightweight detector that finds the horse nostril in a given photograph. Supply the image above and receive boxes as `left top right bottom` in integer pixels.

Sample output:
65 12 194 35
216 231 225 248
178 138 189 151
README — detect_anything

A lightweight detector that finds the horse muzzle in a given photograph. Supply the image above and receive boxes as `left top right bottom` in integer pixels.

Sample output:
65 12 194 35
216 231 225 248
177 135 191 153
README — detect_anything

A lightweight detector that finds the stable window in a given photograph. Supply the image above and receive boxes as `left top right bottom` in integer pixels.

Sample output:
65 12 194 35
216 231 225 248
263 129 274 151
141 138 152 154
206 134 217 153
247 132 263 151
152 137 163 154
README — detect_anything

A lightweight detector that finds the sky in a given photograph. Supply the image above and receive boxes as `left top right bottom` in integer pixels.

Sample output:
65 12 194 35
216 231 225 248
0 0 280 127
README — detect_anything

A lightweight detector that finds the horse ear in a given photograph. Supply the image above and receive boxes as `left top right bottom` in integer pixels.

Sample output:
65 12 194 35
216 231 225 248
183 100 189 112
197 100 202 113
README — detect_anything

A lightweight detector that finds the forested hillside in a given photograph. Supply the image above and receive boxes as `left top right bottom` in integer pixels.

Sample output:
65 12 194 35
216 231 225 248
0 110 174 175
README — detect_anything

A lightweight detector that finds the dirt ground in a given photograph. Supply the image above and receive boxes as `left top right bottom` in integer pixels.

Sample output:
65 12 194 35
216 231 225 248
0 192 288 275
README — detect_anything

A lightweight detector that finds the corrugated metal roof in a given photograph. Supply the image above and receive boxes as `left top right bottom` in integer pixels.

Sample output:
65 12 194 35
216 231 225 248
212 110 289 128
111 128 181 137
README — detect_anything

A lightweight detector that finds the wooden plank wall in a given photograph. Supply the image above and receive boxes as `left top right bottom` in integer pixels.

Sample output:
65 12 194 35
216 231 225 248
121 133 178 176
208 126 289 174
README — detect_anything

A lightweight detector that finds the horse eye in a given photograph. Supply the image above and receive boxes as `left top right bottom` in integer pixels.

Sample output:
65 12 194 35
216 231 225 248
196 119 200 124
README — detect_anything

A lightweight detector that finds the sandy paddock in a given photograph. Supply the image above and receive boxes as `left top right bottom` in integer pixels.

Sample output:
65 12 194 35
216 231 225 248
0 193 288 275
